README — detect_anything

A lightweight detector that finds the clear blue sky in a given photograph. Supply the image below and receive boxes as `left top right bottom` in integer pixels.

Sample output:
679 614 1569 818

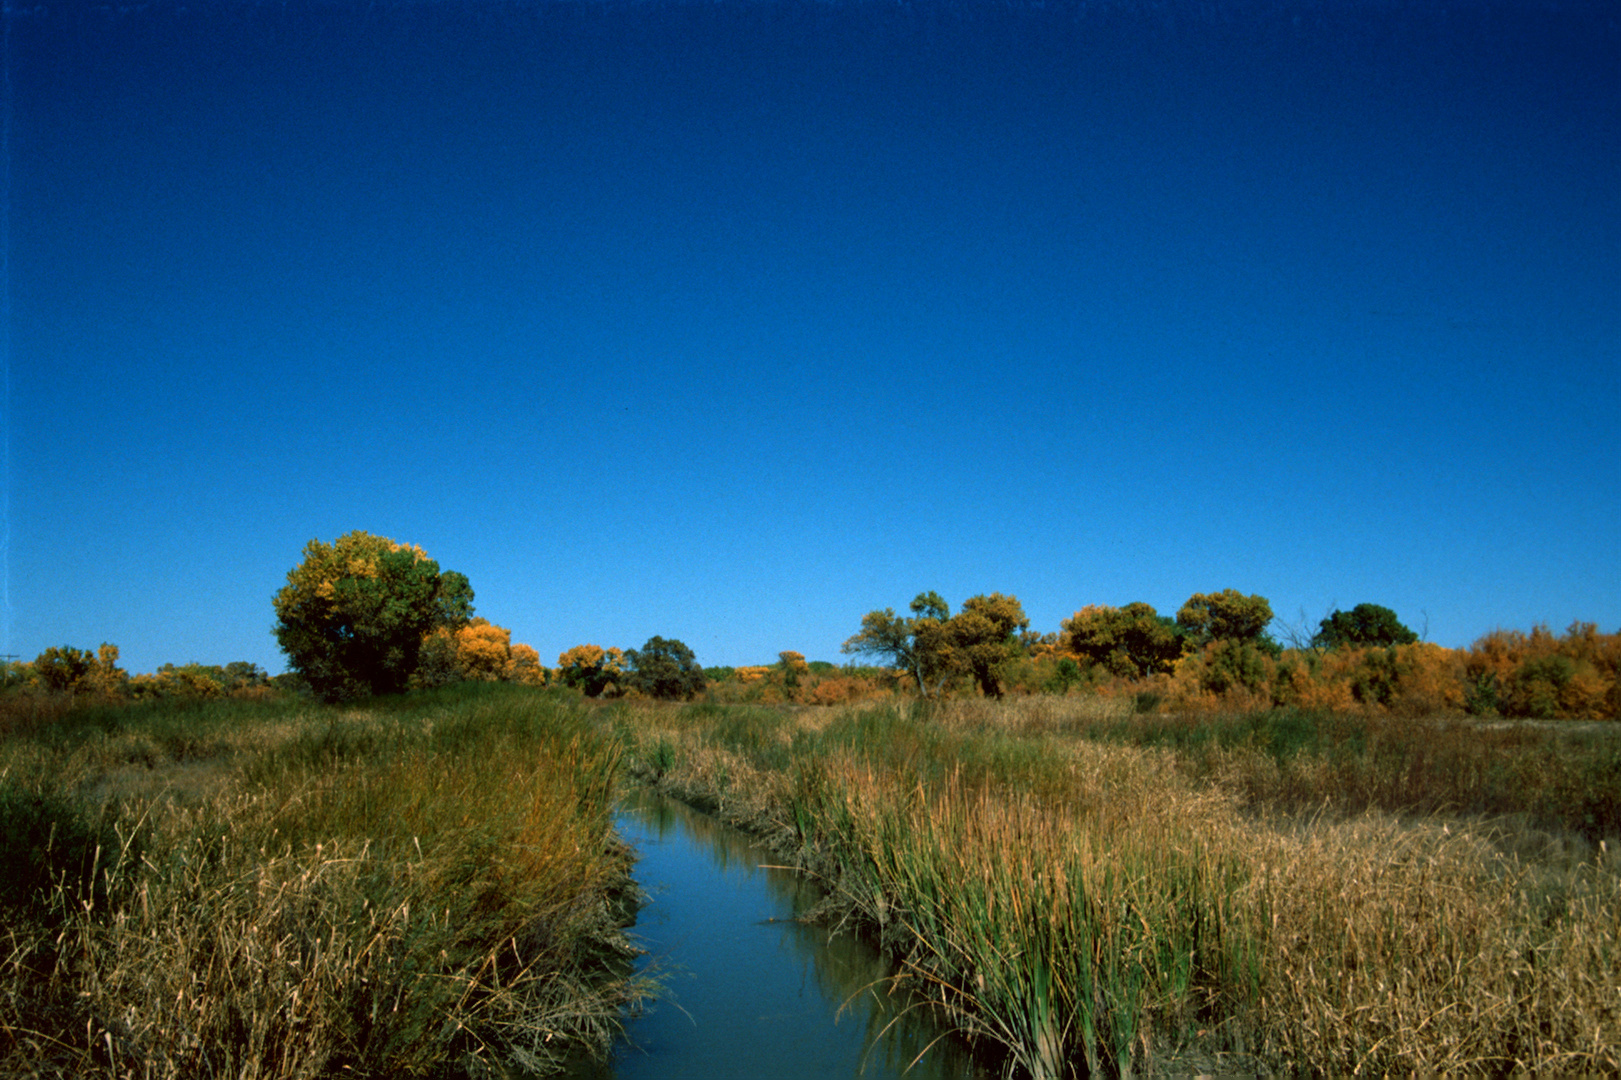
7 0 1618 676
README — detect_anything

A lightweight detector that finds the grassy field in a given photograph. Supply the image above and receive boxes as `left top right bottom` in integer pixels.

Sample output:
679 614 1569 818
612 696 1620 1077
5 688 1616 1077
0 684 647 1079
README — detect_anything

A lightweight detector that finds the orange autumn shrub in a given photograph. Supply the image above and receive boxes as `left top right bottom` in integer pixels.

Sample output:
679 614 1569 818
1387 641 1468 714
1462 623 1619 719
455 618 514 681
1270 654 1357 712
805 674 888 706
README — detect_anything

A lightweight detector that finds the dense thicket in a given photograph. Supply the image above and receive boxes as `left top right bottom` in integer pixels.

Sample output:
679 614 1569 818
7 556 1616 720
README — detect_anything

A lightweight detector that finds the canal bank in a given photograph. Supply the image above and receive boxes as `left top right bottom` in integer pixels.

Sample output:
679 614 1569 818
573 790 990 1080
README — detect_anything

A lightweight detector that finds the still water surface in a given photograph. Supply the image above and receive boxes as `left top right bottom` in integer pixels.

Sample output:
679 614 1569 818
575 791 990 1080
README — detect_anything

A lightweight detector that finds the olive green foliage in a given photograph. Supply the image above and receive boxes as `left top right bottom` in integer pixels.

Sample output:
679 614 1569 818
947 593 1030 698
1508 653 1578 719
408 628 463 690
625 636 704 700
134 662 272 701
1045 657 1085 694
32 647 96 693
842 593 954 697
28 644 128 697
1313 604 1419 649
843 591 1029 698
1198 639 1274 696
1177 589 1279 653
272 532 475 702
1061 602 1185 679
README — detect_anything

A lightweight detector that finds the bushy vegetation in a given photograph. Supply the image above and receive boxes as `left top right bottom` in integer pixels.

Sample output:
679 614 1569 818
0 685 645 1078
13 533 1616 1077
273 531 549 701
832 589 1617 719
617 696 1621 1076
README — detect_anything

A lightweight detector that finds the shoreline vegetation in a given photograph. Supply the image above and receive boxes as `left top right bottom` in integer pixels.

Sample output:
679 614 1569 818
0 685 648 1079
616 696 1618 1076
3 685 1617 1076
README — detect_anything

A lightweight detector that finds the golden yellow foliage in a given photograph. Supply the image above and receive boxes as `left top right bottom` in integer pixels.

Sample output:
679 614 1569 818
455 618 513 682
509 643 547 686
557 644 623 673
556 645 626 696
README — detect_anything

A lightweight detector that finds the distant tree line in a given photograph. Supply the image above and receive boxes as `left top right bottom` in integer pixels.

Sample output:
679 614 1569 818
9 531 1615 720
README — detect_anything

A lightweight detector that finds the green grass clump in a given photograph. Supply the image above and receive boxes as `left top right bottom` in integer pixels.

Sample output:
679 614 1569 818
0 684 646 1079
0 780 127 920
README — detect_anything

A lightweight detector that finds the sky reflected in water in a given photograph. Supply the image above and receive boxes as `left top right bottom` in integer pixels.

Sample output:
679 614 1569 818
574 791 990 1080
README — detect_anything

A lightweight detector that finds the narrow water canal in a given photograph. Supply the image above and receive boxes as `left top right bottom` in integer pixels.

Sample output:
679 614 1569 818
573 791 991 1080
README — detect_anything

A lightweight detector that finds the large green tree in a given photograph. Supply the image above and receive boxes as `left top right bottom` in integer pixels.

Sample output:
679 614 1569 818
1176 589 1277 650
842 591 955 696
947 593 1030 698
1062 602 1186 678
625 636 704 700
273 531 475 701
843 591 1028 698
1312 604 1419 649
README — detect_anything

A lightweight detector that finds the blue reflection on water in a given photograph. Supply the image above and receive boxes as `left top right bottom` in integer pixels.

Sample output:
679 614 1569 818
590 791 988 1080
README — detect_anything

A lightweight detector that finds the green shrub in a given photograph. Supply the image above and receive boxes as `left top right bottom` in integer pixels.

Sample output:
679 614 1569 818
1464 671 1501 716
1199 640 1271 695
0 782 125 919
1045 658 1083 694
1507 654 1576 718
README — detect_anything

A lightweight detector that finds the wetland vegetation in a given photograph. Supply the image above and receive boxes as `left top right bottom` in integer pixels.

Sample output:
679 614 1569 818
2 685 1617 1076
5 534 1616 1075
0 685 644 1078
616 695 1620 1076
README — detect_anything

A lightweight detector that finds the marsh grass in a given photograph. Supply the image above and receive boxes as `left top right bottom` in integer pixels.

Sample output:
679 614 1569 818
0 684 646 1078
1242 812 1620 1072
622 698 1621 1076
1075 707 1621 841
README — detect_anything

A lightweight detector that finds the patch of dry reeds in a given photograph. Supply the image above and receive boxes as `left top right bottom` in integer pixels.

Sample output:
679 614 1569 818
621 698 1621 1076
0 685 646 1079
1242 813 1619 1071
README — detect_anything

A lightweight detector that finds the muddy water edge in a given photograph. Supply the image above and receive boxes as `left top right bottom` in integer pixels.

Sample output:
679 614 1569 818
565 788 993 1080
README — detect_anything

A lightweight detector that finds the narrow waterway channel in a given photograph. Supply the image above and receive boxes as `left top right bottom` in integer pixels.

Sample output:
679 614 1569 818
573 790 992 1080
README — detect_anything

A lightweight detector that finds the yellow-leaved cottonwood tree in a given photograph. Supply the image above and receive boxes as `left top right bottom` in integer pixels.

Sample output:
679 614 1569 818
273 530 475 701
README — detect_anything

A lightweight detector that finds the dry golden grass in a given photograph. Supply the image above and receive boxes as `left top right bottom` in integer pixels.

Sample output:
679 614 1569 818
1240 813 1620 1072
619 698 1621 1077
0 685 645 1079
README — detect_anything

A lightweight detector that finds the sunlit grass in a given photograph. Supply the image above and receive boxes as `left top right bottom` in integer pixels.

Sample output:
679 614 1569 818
0 684 646 1079
620 698 1621 1076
